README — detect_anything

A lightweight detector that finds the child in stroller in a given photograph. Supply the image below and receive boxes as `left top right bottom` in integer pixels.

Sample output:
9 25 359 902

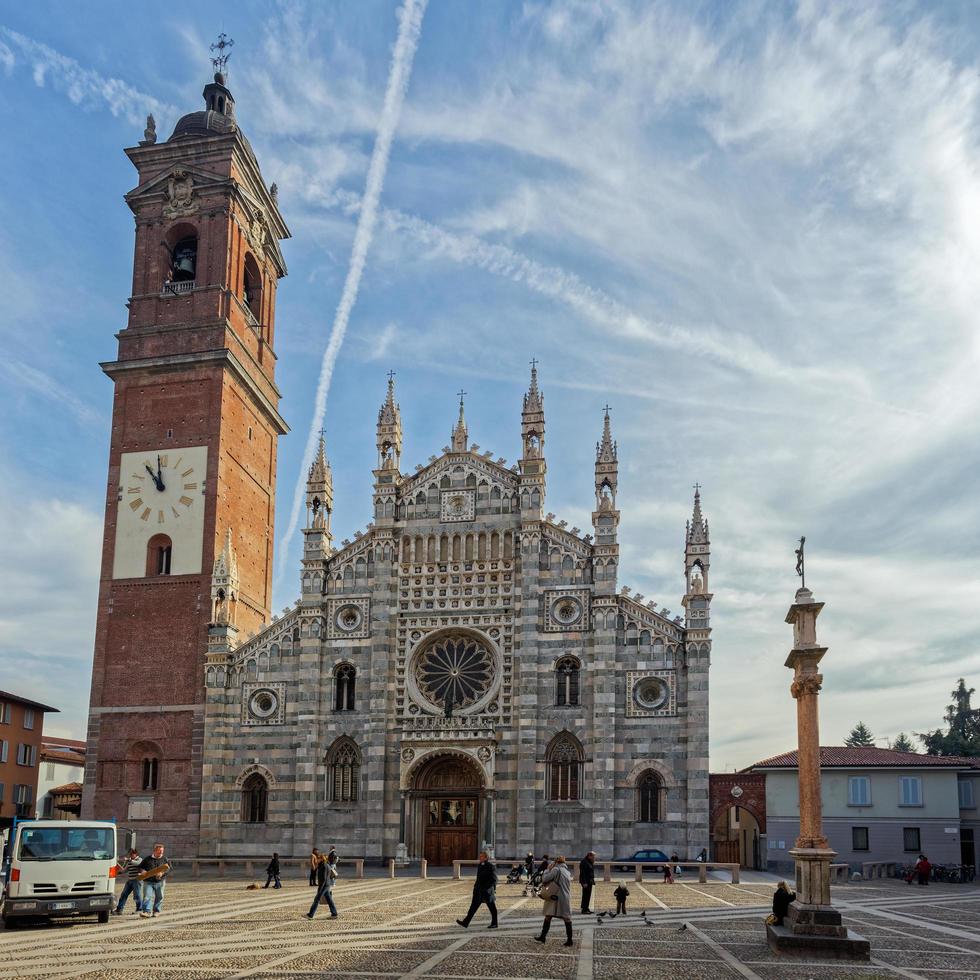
505 863 525 884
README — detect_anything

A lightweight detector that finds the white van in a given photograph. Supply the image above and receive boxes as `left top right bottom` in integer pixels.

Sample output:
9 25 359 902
1 820 117 927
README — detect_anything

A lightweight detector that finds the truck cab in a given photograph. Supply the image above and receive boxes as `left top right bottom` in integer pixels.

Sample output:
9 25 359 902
1 820 117 927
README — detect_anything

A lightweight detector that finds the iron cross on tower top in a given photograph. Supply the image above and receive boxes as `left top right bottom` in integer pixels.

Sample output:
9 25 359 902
210 33 234 75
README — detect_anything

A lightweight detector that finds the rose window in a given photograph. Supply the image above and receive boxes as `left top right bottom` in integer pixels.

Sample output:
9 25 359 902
414 634 494 710
248 689 279 719
335 604 363 632
551 597 582 626
633 677 669 711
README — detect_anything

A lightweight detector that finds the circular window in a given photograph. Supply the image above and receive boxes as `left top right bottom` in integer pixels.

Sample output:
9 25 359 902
412 632 497 713
248 688 279 719
335 604 363 633
633 677 669 711
551 597 582 626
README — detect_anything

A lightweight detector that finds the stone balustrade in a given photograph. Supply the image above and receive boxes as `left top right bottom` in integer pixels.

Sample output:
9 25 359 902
860 861 896 880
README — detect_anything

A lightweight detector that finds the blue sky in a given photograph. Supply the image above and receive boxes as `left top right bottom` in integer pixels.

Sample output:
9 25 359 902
1 1 979 769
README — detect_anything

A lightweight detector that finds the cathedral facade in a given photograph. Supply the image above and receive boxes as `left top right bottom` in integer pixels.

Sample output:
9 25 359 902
83 65 712 863
200 378 713 864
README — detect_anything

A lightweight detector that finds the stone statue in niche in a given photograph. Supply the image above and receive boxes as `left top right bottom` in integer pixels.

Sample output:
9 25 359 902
214 588 229 625
164 170 197 218
690 571 704 594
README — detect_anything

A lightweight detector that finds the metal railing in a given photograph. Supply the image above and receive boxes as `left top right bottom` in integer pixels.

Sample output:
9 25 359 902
161 280 195 295
452 858 740 884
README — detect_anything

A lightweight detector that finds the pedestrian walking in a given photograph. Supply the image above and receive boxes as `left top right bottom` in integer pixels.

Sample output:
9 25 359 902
578 850 596 913
770 881 796 925
456 850 498 929
670 852 683 878
264 852 281 889
112 848 143 915
138 843 170 918
309 847 320 886
915 854 931 886
523 851 535 881
613 880 630 915
696 848 708 863
535 856 573 947
662 861 674 884
306 851 339 919
536 853 550 875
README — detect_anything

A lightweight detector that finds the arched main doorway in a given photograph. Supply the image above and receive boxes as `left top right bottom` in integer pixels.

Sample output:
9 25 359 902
712 804 763 869
411 753 484 866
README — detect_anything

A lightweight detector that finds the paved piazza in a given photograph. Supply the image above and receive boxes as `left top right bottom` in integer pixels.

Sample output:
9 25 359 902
2 873 980 979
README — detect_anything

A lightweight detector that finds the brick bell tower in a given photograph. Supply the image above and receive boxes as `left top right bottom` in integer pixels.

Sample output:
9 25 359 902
82 46 289 855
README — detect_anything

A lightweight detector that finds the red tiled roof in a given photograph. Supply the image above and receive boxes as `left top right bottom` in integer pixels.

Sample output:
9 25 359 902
41 749 85 767
49 782 83 795
746 747 980 770
42 736 86 751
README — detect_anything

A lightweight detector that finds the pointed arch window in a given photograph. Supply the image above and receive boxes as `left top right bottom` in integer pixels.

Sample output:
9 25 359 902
554 656 581 707
636 769 664 823
334 663 356 712
241 773 268 823
326 737 361 803
547 732 584 802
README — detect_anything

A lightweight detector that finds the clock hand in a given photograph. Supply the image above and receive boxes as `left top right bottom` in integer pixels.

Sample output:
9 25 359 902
156 455 165 491
144 463 164 492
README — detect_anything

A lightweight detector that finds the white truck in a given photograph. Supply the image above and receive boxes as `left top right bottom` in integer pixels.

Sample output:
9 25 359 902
1 820 117 927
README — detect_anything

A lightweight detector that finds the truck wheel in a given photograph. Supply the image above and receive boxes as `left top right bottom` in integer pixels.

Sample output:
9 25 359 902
97 911 110 924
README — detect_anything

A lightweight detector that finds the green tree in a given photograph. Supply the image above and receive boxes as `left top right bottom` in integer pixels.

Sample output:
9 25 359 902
917 679 980 757
845 722 875 747
891 732 916 753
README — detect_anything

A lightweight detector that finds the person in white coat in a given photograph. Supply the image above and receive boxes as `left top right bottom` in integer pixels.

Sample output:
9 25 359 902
535 855 573 947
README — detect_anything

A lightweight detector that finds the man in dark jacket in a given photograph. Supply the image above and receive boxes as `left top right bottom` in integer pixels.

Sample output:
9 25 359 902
579 851 596 914
456 851 498 929
264 852 281 888
138 843 170 918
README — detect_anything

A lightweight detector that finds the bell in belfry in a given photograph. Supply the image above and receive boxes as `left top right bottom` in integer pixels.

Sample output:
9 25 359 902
172 237 197 281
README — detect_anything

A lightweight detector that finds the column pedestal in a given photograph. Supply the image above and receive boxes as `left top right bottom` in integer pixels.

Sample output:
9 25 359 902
767 847 870 958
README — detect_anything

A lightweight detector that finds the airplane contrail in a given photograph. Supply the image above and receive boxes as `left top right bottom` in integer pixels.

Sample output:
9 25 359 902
275 0 428 585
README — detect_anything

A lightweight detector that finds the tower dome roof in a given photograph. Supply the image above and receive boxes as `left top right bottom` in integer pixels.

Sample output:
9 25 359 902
168 72 238 142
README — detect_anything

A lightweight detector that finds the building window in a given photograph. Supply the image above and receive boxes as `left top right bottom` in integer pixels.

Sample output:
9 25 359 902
23 709 35 730
554 656 581 707
0 740 7 763
903 827 921 852
13 784 33 817
141 757 159 791
326 737 361 803
16 744 36 767
146 534 173 576
241 773 268 823
852 827 869 851
334 663 356 712
243 253 262 317
0 782 4 803
42 795 53 818
546 731 584 802
959 780 976 809
45 762 55 780
636 769 663 822
0 702 10 724
848 776 871 806
899 776 922 806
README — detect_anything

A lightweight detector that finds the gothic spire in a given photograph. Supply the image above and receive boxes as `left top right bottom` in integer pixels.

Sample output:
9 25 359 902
451 389 468 452
687 483 708 544
376 370 403 472
308 430 331 486
596 405 617 463
378 372 399 426
523 358 543 414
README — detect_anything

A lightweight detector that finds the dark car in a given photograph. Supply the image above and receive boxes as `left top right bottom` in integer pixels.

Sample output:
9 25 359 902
614 848 670 872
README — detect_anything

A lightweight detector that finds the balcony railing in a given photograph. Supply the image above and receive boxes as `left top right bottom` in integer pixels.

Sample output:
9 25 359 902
161 279 195 296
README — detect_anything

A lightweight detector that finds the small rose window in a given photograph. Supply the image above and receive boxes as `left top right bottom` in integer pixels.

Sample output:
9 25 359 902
249 689 279 719
551 597 582 626
335 604 363 632
633 677 669 711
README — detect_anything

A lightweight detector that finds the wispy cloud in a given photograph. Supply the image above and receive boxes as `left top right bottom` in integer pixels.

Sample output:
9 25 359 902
0 360 104 426
276 0 428 585
0 26 178 128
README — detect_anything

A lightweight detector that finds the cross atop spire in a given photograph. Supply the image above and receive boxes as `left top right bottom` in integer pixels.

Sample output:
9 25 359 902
596 406 617 463
451 389 468 452
687 483 707 544
210 33 234 79
523 358 543 414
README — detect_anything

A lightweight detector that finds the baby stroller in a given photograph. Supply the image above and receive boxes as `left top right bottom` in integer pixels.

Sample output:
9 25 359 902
505 864 524 884
523 868 545 898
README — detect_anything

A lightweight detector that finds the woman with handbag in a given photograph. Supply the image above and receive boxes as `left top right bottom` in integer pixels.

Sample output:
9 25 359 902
535 855 573 947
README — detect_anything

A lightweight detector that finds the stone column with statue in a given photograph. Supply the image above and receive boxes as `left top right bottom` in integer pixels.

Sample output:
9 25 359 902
767 538 870 960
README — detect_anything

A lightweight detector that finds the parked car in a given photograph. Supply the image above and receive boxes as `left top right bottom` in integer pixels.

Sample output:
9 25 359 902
613 848 670 872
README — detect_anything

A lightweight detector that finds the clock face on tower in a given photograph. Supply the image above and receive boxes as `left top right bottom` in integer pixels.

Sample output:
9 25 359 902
112 445 208 579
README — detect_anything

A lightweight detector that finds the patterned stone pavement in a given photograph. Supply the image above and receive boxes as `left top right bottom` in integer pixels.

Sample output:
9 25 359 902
2 873 979 979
